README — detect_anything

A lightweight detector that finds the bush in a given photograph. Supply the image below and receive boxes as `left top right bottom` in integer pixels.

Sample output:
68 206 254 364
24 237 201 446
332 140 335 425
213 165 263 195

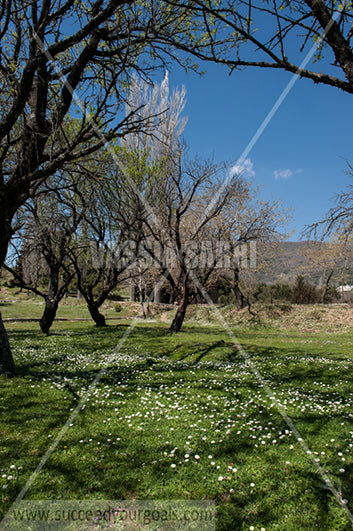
292 275 320 304
253 283 293 303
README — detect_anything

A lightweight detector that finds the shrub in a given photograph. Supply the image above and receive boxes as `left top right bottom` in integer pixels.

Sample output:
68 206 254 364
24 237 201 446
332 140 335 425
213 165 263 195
292 275 320 304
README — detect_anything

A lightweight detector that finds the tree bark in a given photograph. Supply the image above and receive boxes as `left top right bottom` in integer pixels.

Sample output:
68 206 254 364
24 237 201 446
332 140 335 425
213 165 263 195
169 286 189 333
232 267 246 310
140 300 146 319
130 284 136 302
321 269 334 304
88 304 106 327
232 284 246 309
0 312 16 377
139 278 146 319
39 298 59 334
0 220 17 376
154 285 161 303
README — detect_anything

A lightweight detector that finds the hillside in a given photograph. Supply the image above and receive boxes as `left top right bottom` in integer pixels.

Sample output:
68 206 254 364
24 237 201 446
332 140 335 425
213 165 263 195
255 241 353 286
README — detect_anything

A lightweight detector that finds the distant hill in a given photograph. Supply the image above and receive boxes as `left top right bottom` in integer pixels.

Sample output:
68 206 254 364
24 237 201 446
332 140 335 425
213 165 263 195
254 241 353 286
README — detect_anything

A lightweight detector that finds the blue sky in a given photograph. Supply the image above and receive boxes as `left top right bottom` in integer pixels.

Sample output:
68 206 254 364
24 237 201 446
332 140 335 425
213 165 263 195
163 60 353 241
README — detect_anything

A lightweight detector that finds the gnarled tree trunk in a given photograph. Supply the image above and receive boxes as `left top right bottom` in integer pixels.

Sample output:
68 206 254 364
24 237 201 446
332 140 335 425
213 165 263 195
40 298 59 335
232 266 246 310
169 285 189 333
88 304 106 327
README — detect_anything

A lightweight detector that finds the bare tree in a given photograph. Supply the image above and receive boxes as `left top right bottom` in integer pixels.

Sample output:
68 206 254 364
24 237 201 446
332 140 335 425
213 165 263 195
6 181 82 333
121 70 188 158
215 192 288 310
66 152 146 327
306 163 353 238
304 167 353 300
140 154 252 332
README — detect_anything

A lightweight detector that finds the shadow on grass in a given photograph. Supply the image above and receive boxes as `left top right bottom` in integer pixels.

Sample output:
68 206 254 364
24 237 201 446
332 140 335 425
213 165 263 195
178 340 227 363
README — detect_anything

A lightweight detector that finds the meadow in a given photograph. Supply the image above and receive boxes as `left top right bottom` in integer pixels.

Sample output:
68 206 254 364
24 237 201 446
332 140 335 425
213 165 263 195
1 295 353 530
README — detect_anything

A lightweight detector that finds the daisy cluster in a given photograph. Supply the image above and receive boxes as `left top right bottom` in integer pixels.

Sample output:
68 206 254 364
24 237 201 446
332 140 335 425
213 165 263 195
0 464 22 491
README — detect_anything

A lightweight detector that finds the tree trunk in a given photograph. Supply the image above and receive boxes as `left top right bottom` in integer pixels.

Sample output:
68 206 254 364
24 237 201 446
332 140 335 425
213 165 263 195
0 222 17 377
140 301 146 319
39 265 61 334
39 298 59 334
169 287 189 333
0 312 16 377
138 279 146 319
154 285 161 303
232 284 246 310
88 304 106 327
321 269 334 304
130 284 136 302
232 267 246 310
39 297 59 334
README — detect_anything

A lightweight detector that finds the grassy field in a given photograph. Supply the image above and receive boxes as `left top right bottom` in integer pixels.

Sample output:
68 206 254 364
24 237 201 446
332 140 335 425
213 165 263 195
1 294 353 530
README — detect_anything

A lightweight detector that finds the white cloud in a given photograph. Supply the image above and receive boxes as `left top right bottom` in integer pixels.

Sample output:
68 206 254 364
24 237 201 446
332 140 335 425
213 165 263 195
274 168 292 180
274 168 303 180
232 158 255 178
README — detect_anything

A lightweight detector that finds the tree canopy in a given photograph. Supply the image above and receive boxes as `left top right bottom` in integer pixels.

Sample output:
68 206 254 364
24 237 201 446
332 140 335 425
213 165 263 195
166 0 353 94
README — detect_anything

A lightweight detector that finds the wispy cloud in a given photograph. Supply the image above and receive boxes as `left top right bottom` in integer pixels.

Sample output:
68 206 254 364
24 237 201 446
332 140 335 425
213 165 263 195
274 168 303 180
232 158 255 178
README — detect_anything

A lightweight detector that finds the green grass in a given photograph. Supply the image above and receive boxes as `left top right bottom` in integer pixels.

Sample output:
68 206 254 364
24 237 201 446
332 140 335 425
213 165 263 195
1 304 353 530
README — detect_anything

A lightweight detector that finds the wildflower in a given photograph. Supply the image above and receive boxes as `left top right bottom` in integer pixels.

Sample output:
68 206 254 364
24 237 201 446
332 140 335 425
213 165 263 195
170 464 176 468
